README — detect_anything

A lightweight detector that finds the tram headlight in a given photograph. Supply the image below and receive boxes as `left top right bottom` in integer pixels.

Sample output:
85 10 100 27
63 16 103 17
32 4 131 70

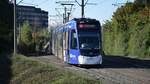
78 55 84 64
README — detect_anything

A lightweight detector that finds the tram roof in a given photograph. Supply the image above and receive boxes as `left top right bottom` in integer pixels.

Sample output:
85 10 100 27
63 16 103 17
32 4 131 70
73 18 99 23
54 18 100 32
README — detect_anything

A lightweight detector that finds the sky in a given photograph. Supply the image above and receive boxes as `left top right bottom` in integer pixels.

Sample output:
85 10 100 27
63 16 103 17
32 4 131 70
18 0 134 25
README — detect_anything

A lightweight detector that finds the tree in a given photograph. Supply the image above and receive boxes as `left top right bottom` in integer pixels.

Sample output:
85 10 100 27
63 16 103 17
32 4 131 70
21 21 32 45
19 21 34 54
0 0 13 53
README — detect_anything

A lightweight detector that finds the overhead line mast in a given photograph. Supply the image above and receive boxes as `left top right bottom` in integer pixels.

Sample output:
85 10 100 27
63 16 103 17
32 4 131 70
56 1 75 23
75 0 87 18
75 0 96 18
81 0 85 18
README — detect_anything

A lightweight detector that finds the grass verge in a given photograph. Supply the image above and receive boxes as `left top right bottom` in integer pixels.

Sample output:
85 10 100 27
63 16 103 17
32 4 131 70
10 55 102 84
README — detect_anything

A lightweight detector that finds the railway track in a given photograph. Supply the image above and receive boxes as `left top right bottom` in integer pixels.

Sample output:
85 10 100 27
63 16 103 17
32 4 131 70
31 55 150 84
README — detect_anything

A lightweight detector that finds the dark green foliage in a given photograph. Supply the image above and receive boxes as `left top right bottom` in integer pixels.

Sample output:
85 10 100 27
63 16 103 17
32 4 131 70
0 0 13 53
103 1 150 58
135 0 150 6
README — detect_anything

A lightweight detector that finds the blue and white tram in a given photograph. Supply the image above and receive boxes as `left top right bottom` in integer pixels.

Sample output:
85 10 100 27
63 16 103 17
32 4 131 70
52 18 103 65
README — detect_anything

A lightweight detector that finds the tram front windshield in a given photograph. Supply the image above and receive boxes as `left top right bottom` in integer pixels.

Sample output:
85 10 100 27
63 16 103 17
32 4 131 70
78 30 100 50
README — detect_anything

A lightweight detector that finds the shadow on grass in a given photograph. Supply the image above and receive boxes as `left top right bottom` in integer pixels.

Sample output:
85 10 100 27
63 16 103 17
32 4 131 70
20 51 53 57
76 55 150 69
102 55 150 68
21 51 150 69
0 52 12 84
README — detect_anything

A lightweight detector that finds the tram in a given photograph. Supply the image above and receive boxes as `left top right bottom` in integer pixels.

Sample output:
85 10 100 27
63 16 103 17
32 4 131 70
52 18 103 65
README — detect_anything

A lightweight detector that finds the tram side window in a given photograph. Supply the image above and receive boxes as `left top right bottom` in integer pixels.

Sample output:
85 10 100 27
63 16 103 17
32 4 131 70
71 30 77 49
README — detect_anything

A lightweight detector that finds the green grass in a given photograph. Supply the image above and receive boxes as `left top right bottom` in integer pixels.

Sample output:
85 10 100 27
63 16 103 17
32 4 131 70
10 55 102 84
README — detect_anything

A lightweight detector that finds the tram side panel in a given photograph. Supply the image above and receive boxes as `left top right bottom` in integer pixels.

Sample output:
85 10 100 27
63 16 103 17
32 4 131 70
52 31 55 55
57 32 62 59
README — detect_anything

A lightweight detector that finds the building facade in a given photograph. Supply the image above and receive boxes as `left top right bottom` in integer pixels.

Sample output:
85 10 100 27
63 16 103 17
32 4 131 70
17 5 48 29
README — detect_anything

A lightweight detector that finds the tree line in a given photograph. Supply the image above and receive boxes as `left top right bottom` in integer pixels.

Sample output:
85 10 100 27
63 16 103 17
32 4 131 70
0 0 50 55
103 0 150 58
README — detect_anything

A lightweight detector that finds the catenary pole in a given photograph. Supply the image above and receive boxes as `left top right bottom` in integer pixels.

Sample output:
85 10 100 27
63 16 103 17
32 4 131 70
14 0 17 56
81 0 84 17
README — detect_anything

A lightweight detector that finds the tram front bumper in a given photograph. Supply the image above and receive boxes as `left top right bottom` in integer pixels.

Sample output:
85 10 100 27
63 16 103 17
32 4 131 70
78 55 102 65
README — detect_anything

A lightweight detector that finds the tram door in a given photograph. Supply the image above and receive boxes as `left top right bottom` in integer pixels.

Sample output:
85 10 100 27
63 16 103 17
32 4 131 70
63 31 69 62
57 32 63 59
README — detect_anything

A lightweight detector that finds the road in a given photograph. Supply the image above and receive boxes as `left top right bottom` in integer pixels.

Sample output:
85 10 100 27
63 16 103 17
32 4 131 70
31 55 150 84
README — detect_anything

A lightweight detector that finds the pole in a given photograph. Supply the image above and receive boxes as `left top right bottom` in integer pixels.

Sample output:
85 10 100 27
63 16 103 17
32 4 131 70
19 24 21 42
67 12 70 21
14 0 16 56
81 0 84 17
64 7 67 23
63 13 64 23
